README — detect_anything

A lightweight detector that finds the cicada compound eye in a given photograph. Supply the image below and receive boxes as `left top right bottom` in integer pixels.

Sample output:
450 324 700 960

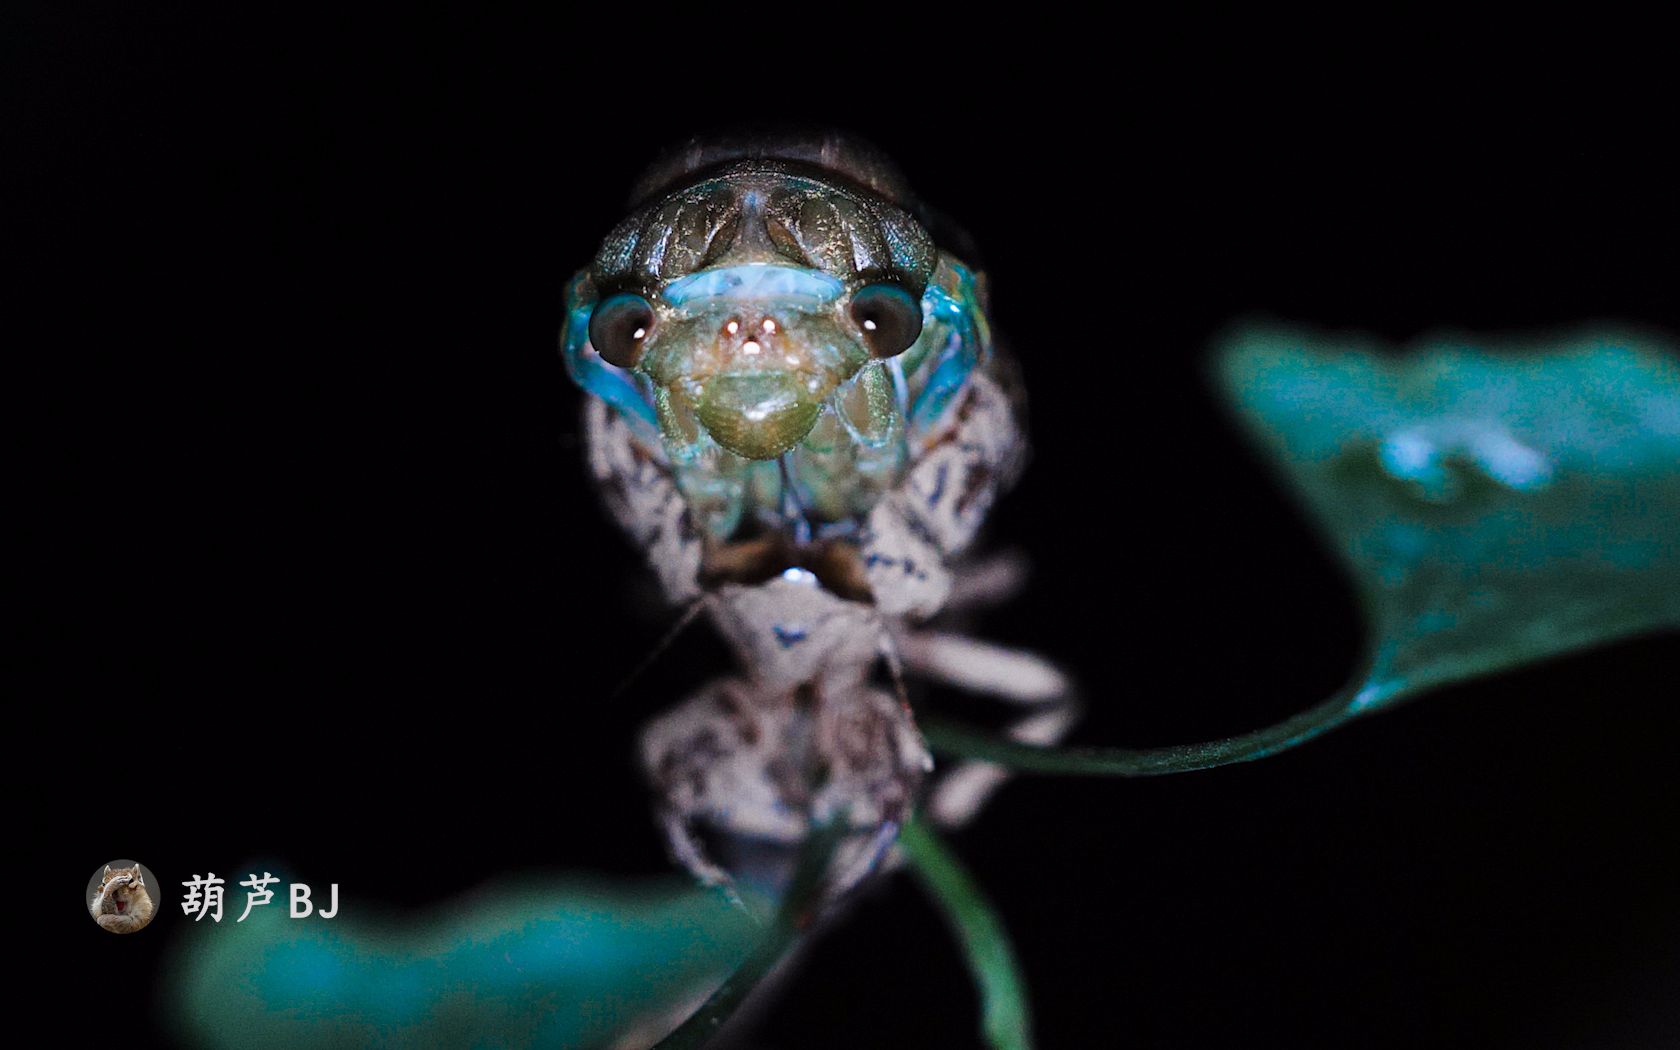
849 282 923 358
588 292 656 368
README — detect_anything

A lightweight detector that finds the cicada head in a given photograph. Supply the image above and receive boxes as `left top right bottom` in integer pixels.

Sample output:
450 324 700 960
574 147 937 463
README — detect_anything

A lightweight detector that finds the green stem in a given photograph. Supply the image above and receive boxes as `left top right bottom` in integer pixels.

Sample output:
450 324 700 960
655 819 847 1049
921 682 1380 777
901 817 1034 1050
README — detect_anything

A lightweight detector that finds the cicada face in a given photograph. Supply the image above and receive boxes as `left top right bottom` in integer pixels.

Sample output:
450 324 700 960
576 163 937 463
620 265 868 461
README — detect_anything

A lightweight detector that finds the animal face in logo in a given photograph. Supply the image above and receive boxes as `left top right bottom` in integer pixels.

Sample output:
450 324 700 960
90 861 156 934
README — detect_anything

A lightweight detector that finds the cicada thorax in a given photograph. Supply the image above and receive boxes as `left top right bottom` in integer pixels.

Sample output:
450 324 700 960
623 129 920 211
564 134 1024 614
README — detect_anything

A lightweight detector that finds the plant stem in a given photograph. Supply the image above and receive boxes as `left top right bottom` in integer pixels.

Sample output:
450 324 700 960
901 816 1034 1050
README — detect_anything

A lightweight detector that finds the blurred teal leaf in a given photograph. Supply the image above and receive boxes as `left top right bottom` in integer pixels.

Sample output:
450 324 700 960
166 872 755 1050
926 326 1680 773
1220 325 1680 703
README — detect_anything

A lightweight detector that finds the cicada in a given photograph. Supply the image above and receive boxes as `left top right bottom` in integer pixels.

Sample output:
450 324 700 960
559 131 1075 897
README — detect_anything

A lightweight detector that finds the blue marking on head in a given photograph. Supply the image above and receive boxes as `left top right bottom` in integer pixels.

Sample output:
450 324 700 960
910 333 979 431
663 264 844 307
907 274 985 432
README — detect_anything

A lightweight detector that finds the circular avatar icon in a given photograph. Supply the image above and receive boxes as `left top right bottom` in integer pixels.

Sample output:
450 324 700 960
88 860 158 934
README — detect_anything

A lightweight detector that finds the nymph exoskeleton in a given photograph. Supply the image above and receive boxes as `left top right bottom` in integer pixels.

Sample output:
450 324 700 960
559 132 1078 896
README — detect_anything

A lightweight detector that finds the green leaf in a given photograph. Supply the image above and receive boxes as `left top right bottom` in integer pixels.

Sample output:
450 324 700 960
902 817 1034 1050
927 326 1680 775
1225 324 1680 699
166 824 847 1050
165 870 755 1050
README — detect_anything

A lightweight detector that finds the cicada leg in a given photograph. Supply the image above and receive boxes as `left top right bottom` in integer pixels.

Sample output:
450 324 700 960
895 630 1081 828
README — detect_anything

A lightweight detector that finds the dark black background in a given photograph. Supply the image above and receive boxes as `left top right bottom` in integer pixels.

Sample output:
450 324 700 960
21 14 1678 1049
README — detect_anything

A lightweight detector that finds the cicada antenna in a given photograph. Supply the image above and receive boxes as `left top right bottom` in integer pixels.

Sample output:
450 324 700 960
610 596 711 700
